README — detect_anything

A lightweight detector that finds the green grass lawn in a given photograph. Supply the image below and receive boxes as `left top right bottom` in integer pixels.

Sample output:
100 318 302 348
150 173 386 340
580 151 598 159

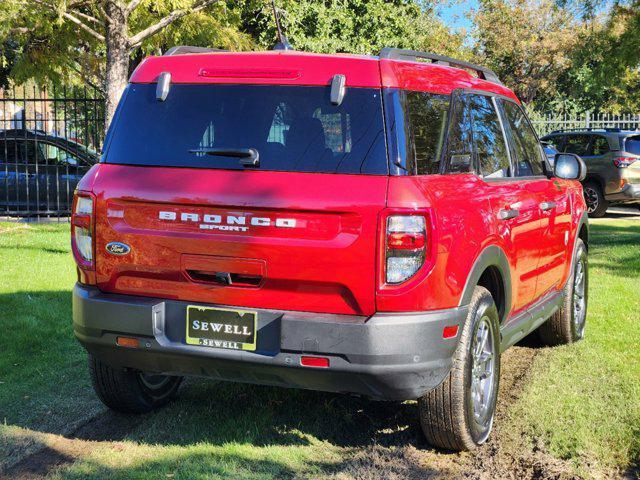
0 219 638 479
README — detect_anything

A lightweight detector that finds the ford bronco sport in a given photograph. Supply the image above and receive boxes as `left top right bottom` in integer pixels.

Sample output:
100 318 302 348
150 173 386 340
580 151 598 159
72 47 589 451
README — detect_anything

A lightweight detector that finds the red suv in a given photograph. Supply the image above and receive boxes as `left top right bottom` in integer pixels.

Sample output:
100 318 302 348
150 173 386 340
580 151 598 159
71 47 589 451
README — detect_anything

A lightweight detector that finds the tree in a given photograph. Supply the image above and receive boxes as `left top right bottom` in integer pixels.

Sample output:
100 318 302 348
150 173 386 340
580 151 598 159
0 0 252 128
472 0 583 104
241 0 468 58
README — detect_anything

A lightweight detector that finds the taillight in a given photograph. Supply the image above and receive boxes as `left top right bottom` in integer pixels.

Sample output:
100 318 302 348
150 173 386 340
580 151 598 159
71 193 95 270
385 215 427 284
613 156 638 168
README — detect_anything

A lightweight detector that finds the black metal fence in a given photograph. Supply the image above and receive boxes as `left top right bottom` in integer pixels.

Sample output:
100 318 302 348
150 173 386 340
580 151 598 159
1 85 104 217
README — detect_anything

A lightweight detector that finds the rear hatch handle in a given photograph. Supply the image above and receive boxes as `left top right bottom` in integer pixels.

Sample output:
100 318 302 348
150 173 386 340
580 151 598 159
188 147 260 167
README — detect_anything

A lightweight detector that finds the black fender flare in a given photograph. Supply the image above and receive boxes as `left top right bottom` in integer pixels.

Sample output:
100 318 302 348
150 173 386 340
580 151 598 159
458 245 512 323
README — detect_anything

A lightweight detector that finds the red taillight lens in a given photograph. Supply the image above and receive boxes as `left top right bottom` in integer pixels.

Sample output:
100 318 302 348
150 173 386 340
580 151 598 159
385 215 427 284
613 156 638 168
387 232 426 249
71 193 95 270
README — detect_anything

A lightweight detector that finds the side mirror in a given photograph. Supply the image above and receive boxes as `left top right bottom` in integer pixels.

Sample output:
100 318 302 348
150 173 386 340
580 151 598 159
554 153 586 181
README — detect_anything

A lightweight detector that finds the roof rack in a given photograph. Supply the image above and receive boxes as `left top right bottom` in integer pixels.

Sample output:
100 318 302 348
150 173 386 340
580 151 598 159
548 127 622 134
379 47 502 85
164 46 228 56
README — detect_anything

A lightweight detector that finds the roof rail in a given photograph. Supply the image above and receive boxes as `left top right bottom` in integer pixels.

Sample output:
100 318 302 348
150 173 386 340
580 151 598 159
379 47 502 85
164 46 228 56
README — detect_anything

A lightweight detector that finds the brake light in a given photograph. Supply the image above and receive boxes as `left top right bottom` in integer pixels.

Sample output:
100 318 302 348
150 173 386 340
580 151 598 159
385 215 427 284
613 156 638 168
71 193 95 270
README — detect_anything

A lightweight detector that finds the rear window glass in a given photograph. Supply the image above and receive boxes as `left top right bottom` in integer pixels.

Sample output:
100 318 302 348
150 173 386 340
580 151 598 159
624 135 640 155
104 84 387 174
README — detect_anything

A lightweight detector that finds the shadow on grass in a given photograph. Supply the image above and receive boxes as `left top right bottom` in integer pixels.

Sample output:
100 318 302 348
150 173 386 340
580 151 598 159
65 379 424 450
0 244 69 255
1 288 444 479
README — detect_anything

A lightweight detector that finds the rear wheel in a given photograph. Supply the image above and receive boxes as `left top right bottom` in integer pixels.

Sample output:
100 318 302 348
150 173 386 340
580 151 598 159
584 181 608 218
88 354 182 413
538 238 588 345
418 286 501 451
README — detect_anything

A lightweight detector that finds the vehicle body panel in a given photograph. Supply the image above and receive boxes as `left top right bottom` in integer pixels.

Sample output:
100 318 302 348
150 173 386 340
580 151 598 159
92 164 388 316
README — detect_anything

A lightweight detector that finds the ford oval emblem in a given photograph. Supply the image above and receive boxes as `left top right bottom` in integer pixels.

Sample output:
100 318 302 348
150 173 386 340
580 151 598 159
106 242 131 256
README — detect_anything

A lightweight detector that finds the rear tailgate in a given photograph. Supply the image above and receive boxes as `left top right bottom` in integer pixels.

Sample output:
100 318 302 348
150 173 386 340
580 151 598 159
93 165 387 315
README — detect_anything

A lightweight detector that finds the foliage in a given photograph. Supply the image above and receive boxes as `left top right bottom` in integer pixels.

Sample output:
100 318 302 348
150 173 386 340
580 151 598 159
472 0 584 104
551 2 640 114
241 0 468 58
0 0 253 92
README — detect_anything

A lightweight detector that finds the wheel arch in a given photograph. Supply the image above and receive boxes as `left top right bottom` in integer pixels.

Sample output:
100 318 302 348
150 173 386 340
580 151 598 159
582 175 605 192
458 245 512 325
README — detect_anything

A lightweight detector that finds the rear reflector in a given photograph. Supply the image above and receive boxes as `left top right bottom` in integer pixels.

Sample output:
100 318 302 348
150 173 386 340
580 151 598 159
443 325 459 339
116 337 140 348
300 356 330 368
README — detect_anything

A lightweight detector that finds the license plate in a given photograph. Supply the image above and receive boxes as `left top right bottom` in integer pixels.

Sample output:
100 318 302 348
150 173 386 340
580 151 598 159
185 306 257 351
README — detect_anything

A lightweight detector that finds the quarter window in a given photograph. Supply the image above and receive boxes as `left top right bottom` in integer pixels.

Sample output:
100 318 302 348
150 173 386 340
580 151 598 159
400 91 451 175
501 101 545 177
469 95 511 178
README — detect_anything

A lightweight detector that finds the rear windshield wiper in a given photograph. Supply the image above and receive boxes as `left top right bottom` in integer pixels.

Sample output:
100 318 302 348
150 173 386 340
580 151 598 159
188 147 259 167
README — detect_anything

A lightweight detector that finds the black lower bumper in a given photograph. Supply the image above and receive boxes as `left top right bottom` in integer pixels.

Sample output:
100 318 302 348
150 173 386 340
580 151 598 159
73 284 467 401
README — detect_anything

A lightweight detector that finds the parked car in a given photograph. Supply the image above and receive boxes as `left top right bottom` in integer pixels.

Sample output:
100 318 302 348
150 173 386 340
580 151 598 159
542 128 640 217
71 47 589 452
0 129 98 214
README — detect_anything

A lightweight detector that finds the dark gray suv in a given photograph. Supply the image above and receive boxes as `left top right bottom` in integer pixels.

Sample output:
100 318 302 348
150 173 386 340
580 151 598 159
542 129 640 217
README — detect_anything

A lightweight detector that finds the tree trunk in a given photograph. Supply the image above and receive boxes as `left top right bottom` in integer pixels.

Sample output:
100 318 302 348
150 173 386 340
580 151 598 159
104 2 130 132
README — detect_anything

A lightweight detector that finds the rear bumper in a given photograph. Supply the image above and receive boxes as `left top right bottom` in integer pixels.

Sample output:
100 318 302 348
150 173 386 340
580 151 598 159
73 284 467 401
605 183 640 203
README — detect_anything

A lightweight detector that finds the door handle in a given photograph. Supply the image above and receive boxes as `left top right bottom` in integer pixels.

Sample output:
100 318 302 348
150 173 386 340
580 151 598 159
539 201 557 211
498 208 520 220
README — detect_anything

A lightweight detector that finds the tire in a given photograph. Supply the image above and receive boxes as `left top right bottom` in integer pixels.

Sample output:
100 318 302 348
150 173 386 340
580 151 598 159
538 238 588 346
583 181 608 218
418 286 501 451
88 354 182 413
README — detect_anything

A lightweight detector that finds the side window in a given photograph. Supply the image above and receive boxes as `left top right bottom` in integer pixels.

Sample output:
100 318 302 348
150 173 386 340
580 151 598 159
0 140 18 164
41 144 81 166
501 101 545 177
563 135 591 156
591 135 610 156
0 140 35 164
443 92 474 173
468 94 511 178
401 91 450 175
